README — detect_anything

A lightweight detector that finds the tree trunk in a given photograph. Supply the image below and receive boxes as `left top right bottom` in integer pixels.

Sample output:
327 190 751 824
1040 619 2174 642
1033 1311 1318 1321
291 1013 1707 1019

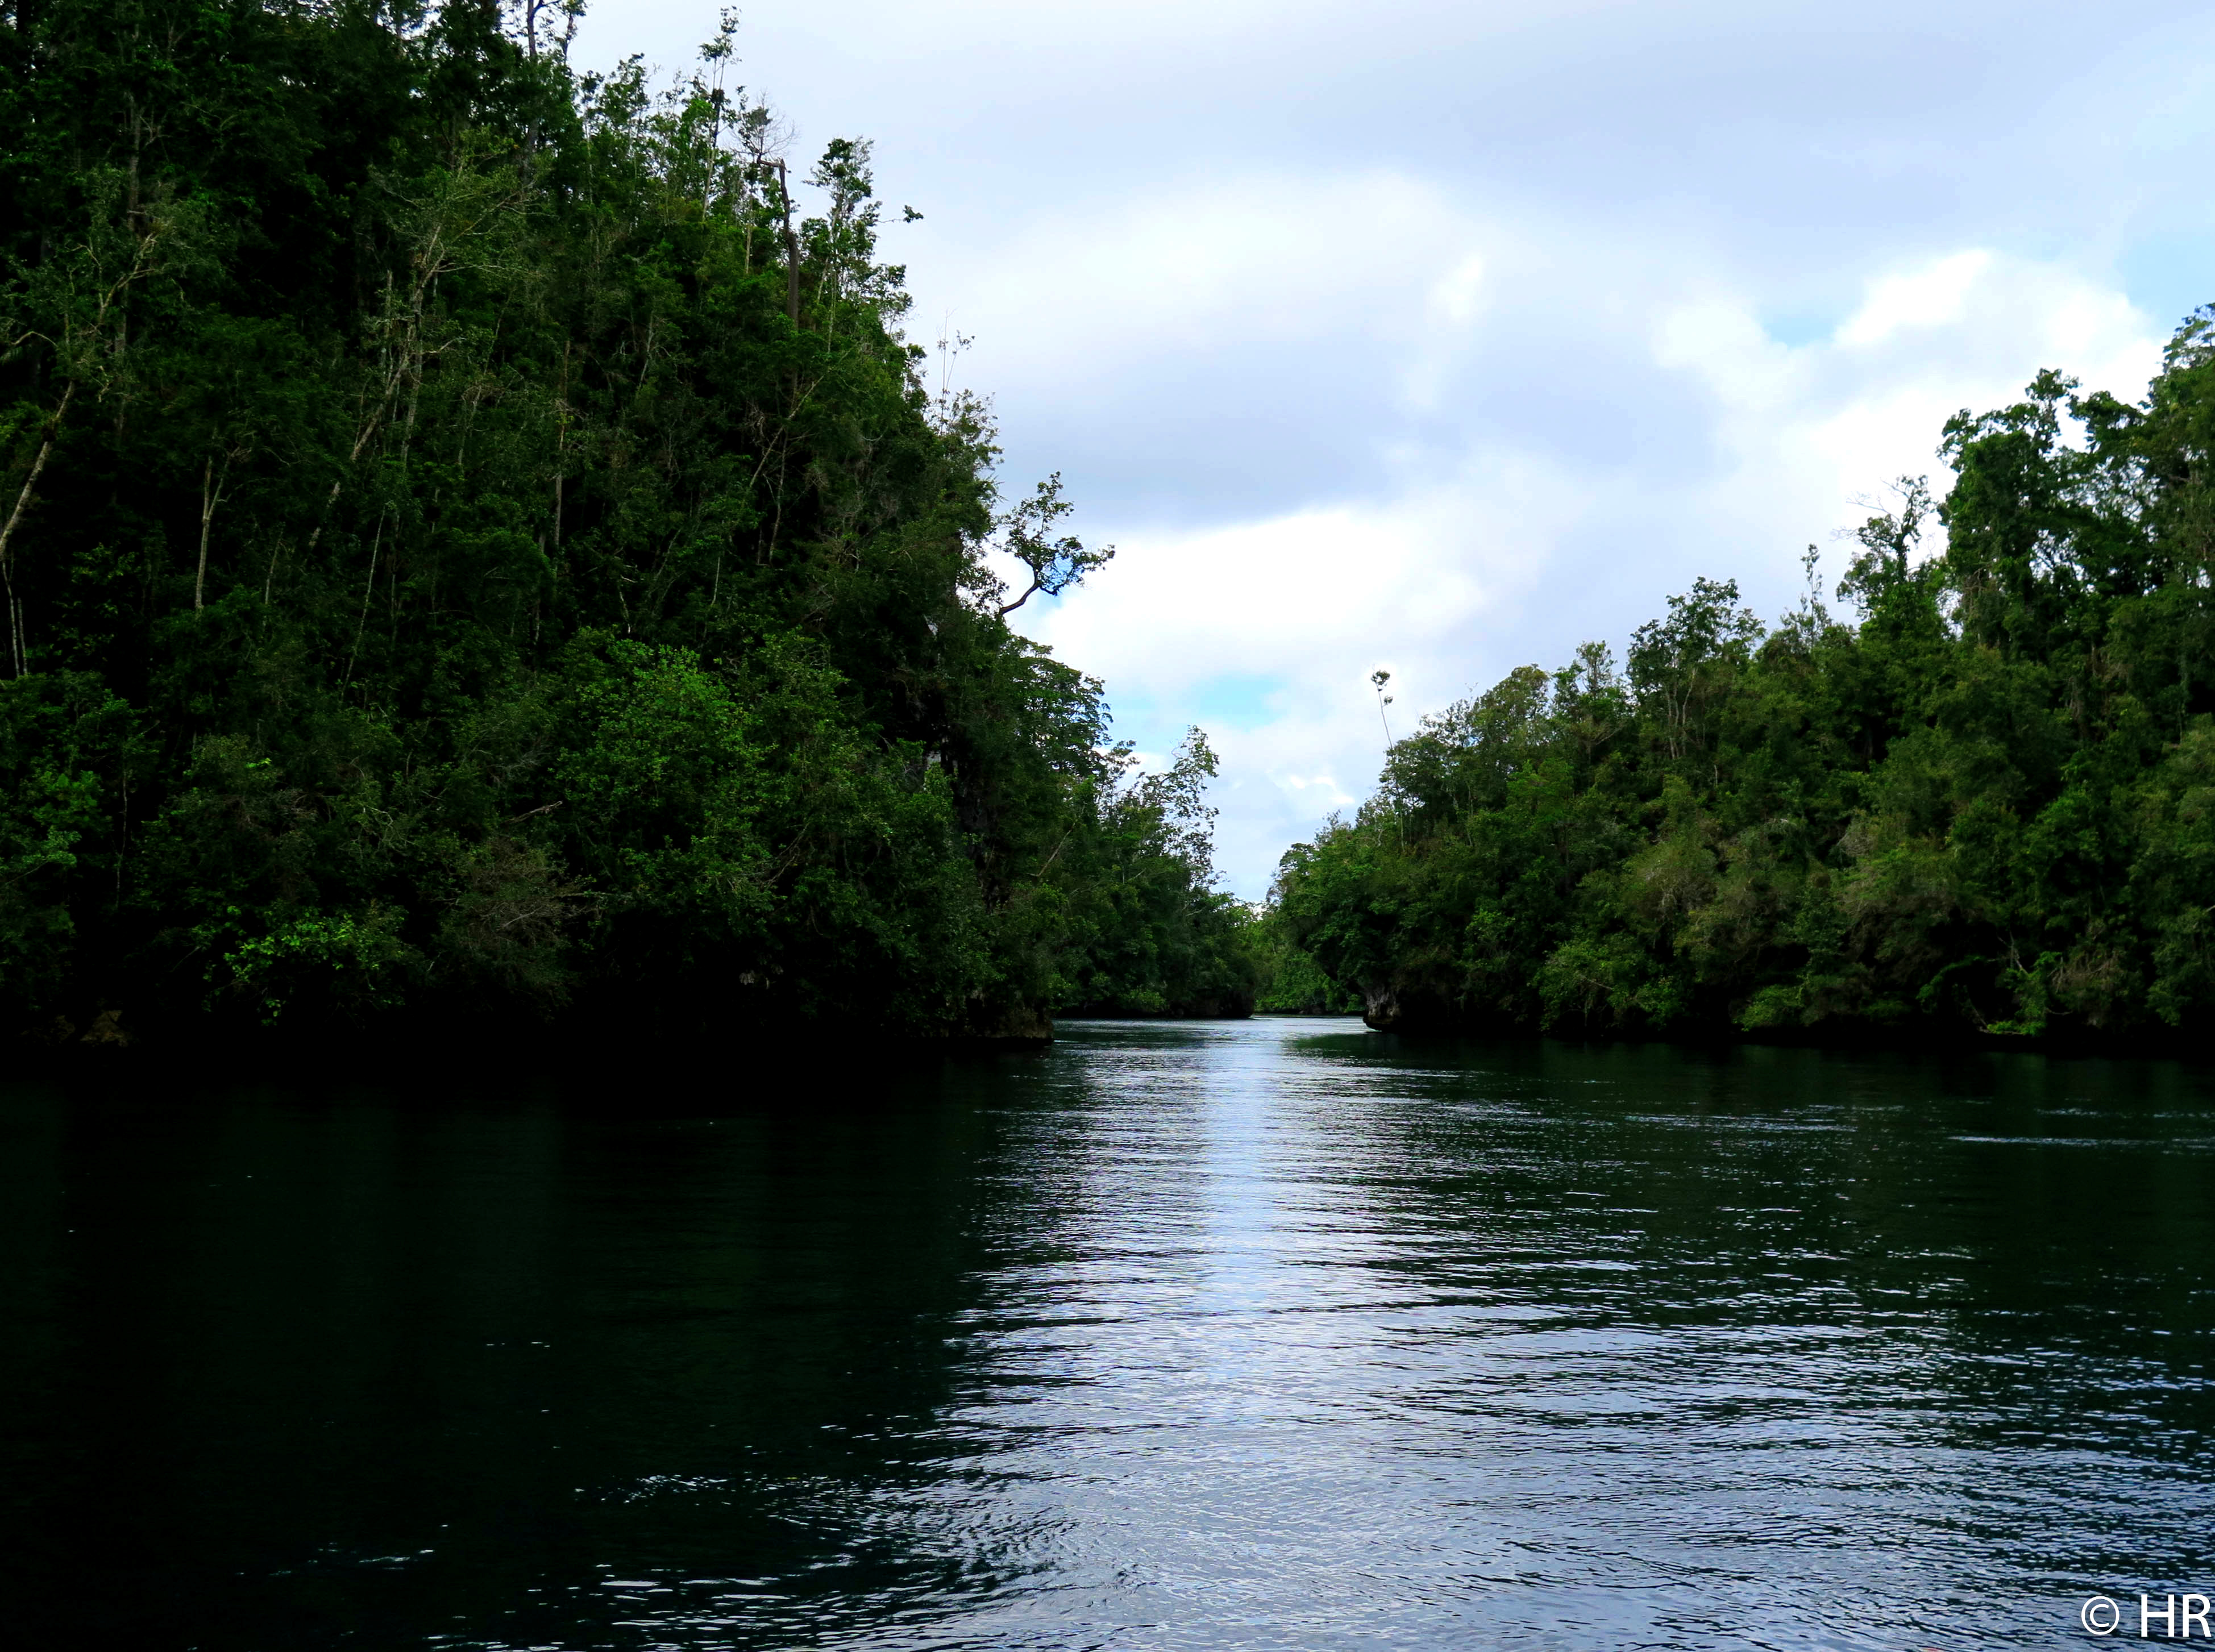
0 377 77 675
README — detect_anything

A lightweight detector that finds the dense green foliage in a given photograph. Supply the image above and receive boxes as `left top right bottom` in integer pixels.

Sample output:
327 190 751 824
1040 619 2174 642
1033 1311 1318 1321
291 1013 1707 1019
0 0 1255 1046
1278 324 2215 1042
1249 906 1360 1015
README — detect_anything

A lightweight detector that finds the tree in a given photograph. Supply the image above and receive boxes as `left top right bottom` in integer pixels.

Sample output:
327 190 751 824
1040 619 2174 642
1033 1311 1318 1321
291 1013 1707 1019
0 1 1250 1049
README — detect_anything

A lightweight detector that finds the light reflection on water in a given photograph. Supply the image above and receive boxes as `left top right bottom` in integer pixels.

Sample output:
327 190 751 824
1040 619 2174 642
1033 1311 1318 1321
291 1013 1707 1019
2 1021 2211 1649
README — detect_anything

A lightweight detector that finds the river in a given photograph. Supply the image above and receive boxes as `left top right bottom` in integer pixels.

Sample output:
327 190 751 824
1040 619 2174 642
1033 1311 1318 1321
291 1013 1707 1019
3 1020 2211 1649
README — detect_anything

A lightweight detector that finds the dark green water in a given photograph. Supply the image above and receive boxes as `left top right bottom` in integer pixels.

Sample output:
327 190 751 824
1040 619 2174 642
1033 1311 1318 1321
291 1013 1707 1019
3 1021 2213 1650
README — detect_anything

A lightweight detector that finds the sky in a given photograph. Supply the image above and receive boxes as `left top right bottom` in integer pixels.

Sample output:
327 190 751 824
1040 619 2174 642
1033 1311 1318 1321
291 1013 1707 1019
577 0 2215 897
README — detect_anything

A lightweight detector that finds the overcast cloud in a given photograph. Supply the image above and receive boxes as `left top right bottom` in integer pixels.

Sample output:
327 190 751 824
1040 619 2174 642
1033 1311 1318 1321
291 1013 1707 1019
579 1 2212 896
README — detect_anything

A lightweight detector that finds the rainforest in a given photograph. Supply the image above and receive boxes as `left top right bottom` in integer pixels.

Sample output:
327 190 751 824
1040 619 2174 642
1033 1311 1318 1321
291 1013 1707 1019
0 0 1259 1048
1273 355 2215 1042
5 1 2215 1052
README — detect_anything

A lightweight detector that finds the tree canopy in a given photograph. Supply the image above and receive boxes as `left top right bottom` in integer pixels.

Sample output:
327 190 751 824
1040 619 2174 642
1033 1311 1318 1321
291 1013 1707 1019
1275 321 2215 1045
0 0 1257 1049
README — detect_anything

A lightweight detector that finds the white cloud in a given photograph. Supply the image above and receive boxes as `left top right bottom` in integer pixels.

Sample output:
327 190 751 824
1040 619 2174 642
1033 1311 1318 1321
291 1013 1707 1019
923 169 1489 384
1013 240 2166 894
580 1 2202 896
1429 255 1489 328
1664 247 2162 537
1835 251 1992 347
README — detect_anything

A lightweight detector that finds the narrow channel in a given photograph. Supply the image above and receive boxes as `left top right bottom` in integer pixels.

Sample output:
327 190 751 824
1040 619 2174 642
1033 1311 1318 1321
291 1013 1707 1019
3 1023 2209 1648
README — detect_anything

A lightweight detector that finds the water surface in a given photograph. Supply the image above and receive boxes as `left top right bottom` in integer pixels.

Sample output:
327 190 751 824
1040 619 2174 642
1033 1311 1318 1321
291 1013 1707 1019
3 1021 2211 1649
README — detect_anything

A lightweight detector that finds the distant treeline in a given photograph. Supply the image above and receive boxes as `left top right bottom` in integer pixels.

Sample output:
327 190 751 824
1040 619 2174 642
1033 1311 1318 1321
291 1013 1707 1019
0 1 1257 1048
1277 324 2215 1043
